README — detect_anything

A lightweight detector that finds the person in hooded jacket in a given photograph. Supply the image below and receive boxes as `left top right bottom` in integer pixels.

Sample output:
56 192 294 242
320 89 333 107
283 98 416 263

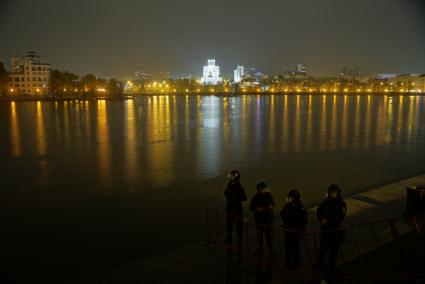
224 170 247 246
316 184 347 269
250 182 275 257
280 189 308 269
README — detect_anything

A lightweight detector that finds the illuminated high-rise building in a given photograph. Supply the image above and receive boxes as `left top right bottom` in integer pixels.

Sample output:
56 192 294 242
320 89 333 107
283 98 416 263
8 51 51 95
201 59 222 85
233 65 244 83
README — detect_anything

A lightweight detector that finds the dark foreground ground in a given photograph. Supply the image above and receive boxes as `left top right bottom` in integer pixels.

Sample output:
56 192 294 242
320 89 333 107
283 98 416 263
63 175 425 284
329 229 425 284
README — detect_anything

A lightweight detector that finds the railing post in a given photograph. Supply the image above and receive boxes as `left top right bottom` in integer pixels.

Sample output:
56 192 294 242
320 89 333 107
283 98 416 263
413 215 425 249
245 221 251 258
369 223 379 246
215 208 219 243
389 219 416 282
389 219 400 240
311 233 322 284
206 206 210 247
338 229 346 264
351 227 361 255
313 233 319 261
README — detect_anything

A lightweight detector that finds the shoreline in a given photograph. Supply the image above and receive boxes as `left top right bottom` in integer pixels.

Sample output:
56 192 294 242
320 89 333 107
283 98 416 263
1 92 424 102
0 95 134 102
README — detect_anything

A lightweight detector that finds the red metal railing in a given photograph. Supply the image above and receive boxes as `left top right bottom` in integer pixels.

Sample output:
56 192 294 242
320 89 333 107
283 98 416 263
204 205 425 283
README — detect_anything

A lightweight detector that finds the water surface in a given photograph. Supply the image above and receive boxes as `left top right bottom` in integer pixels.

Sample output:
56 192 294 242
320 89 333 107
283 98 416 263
2 94 424 282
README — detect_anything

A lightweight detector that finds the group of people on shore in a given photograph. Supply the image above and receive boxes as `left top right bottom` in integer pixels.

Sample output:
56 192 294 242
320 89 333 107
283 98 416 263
223 169 347 270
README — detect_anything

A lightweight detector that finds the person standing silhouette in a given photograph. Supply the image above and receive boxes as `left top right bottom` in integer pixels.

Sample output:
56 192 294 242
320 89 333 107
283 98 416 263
250 182 275 257
280 189 308 269
316 184 347 269
224 170 247 248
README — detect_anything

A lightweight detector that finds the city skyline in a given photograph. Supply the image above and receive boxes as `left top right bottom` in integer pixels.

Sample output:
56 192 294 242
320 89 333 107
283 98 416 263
1 0 425 79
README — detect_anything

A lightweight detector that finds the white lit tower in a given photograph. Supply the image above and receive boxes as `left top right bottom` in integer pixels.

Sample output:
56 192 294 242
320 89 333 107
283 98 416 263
201 59 222 85
233 65 244 83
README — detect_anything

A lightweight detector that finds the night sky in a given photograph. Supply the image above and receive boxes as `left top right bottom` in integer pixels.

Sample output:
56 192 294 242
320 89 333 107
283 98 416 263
1 0 424 78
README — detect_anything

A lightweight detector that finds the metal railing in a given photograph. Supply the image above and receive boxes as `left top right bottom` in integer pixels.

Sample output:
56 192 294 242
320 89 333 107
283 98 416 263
204 206 425 283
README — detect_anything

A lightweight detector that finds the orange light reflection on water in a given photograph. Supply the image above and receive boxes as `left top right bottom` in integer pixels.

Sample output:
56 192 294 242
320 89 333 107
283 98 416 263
10 102 22 157
97 100 112 188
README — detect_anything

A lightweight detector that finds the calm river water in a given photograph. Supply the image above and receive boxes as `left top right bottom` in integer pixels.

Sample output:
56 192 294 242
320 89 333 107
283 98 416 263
1 94 425 282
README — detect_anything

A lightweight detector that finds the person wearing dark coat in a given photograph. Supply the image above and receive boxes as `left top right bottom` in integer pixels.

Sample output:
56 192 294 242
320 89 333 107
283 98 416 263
224 170 247 245
250 182 275 256
316 184 347 269
280 189 308 269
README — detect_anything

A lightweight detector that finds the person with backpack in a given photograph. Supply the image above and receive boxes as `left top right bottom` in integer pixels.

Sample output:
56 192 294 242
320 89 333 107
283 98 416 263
250 181 275 257
280 189 308 269
316 184 347 269
224 170 247 247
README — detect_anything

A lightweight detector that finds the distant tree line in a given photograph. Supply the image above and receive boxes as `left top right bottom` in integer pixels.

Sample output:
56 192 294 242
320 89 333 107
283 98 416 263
50 69 123 98
0 62 9 97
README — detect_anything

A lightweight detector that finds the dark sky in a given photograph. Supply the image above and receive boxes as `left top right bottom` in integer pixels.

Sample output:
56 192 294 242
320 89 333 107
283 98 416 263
1 0 424 79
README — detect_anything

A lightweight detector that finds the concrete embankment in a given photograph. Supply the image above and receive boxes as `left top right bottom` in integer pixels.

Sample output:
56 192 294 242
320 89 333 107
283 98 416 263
307 173 425 228
66 174 425 284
